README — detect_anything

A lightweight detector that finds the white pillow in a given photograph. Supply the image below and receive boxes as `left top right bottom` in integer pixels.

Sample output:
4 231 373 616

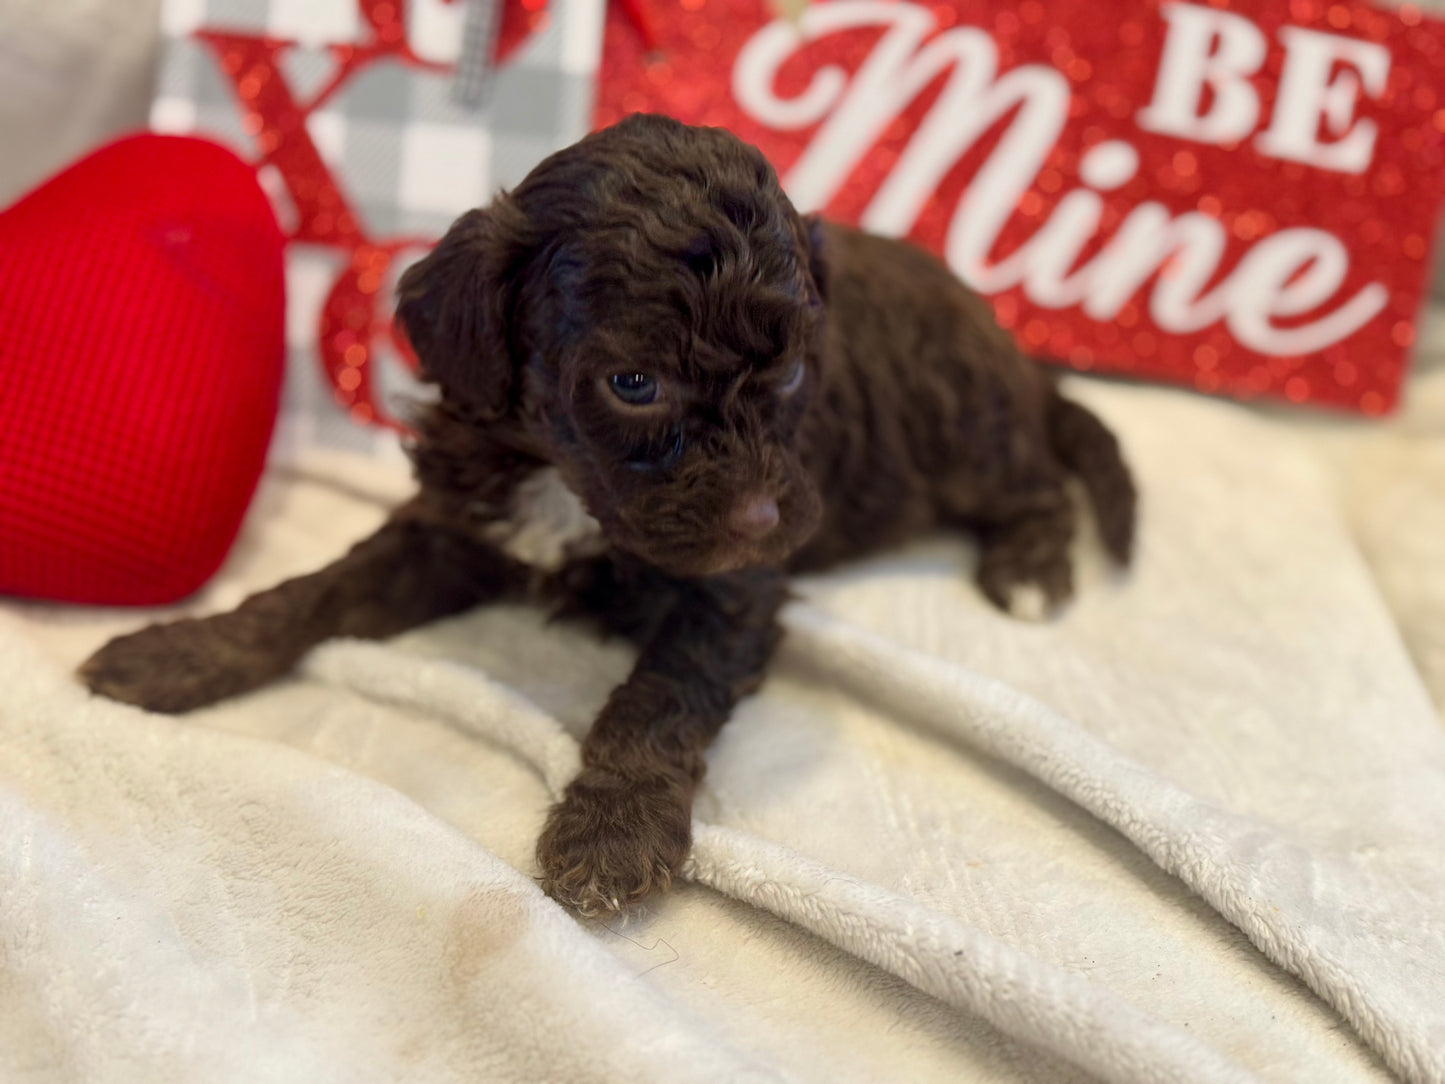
0 0 162 206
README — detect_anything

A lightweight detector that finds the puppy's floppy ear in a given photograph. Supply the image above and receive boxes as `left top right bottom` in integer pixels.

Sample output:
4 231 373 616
396 207 518 418
801 214 829 305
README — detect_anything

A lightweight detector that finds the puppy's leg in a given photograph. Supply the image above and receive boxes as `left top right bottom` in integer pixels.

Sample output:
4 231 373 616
537 568 786 915
79 515 533 713
972 484 1077 620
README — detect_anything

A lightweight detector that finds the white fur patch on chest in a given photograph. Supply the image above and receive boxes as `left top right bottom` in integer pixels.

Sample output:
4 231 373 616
481 467 605 572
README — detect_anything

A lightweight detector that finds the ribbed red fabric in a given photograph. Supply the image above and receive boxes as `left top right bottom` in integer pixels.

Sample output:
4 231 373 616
0 134 285 605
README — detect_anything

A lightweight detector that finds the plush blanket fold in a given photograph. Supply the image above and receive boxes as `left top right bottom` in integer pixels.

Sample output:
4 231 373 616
3 375 1443 1083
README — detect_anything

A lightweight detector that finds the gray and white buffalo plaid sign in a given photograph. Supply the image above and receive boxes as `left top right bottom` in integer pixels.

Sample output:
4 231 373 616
151 0 603 461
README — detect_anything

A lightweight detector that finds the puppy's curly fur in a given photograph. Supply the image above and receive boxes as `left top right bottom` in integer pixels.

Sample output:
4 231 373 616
81 115 1136 915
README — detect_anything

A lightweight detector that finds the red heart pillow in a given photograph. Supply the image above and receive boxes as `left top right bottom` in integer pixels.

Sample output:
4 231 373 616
0 134 284 605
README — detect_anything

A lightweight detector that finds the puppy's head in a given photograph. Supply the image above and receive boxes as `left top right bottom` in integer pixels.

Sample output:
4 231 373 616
397 114 826 577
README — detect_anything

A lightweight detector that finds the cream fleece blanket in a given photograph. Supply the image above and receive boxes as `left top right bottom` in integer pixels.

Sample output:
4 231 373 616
5 370 1444 1084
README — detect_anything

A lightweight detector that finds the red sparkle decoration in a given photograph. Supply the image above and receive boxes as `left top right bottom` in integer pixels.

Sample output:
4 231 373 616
600 0 1445 414
193 0 659 428
196 0 519 429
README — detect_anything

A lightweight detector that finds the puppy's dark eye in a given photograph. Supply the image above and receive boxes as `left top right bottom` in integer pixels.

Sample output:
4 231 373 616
609 372 659 406
777 359 805 396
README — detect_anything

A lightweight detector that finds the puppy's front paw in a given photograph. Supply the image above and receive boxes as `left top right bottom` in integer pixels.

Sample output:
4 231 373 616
536 767 693 917
79 617 290 714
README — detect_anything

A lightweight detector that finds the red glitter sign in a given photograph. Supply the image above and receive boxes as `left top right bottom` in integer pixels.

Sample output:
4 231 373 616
600 0 1445 413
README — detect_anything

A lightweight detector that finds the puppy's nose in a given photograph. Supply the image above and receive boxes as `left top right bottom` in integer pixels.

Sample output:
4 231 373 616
728 495 780 539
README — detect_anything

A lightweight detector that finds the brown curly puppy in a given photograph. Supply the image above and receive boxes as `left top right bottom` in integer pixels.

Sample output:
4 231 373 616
81 114 1136 916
